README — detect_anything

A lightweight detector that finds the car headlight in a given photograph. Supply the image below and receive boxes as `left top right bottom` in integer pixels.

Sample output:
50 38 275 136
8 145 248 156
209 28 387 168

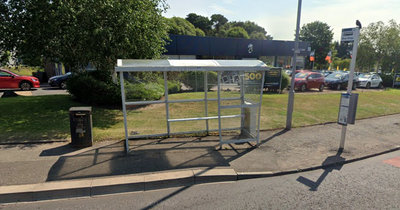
31 78 38 82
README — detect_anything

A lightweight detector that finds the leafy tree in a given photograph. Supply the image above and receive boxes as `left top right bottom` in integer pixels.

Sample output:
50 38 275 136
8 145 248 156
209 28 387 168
211 14 228 34
185 13 212 36
299 21 334 69
334 41 350 59
195 28 206 36
167 17 204 36
250 31 267 40
332 58 351 70
231 21 267 37
3 0 169 76
0 51 11 66
227 27 250 39
357 39 377 71
358 20 400 73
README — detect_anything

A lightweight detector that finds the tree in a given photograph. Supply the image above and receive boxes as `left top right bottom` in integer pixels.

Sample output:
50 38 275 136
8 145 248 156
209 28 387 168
3 0 169 76
210 14 228 34
231 21 266 35
334 41 350 59
185 13 212 36
299 21 333 69
167 17 205 36
226 27 249 39
358 20 400 73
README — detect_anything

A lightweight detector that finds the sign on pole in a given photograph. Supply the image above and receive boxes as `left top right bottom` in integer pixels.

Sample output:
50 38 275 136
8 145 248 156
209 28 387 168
341 28 357 43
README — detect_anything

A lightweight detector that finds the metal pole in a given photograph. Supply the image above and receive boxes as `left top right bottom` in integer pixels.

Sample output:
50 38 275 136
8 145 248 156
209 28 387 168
340 26 360 150
204 71 209 135
164 71 171 137
278 69 283 94
286 0 302 130
217 71 222 149
256 70 266 145
240 71 245 132
119 72 130 155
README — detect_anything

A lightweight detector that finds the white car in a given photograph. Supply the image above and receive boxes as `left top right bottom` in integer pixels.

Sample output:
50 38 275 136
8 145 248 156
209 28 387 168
357 74 383 89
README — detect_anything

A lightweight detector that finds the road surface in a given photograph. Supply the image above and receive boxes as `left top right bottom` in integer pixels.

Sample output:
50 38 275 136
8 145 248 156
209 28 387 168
3 150 400 210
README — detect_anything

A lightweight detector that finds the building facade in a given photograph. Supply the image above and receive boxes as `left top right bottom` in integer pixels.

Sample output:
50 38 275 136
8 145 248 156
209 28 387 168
164 35 311 69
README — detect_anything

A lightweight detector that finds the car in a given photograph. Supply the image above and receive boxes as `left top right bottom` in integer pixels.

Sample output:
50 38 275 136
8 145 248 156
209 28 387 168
395 73 400 88
324 72 358 90
292 71 325 92
357 73 383 89
48 72 72 89
288 69 310 77
0 69 40 91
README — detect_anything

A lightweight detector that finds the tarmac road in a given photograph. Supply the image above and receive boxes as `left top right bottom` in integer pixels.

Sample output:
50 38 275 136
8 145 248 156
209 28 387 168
3 150 400 209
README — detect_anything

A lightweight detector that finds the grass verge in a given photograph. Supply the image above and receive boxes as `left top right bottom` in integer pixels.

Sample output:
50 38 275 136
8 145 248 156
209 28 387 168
0 88 399 143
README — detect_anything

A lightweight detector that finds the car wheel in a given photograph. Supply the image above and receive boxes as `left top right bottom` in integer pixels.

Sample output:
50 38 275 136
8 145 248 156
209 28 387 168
300 84 306 92
319 84 324 92
378 83 383 89
352 83 357 90
336 83 341 90
60 81 67 89
20 81 31 91
366 82 371 89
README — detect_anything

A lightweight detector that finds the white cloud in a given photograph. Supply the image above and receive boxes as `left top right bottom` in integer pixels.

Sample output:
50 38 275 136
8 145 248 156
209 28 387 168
223 0 236 5
209 4 234 15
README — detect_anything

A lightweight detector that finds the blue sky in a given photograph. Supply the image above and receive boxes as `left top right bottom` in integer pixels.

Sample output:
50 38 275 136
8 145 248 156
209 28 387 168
163 0 400 42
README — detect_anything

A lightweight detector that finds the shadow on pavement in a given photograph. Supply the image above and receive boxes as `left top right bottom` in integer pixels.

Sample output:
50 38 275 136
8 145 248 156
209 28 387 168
46 138 231 182
39 144 79 156
296 149 346 191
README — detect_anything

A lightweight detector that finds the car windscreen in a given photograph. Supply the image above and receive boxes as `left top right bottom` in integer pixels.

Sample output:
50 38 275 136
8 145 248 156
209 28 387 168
358 74 372 79
295 73 309 78
326 73 344 79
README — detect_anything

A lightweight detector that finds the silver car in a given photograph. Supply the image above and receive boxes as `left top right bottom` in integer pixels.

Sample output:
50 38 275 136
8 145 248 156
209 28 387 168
357 73 383 89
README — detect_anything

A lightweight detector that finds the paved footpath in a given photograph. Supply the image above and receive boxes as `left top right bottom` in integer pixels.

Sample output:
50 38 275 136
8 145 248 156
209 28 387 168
0 114 399 204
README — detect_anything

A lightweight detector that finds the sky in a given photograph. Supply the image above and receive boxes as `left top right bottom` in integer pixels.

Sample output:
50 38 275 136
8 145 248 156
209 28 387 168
163 0 400 42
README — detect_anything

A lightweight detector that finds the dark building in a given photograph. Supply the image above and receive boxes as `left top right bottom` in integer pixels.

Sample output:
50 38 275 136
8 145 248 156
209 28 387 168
164 35 311 69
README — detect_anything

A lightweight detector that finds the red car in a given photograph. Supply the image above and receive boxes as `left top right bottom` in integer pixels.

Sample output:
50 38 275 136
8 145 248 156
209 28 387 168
294 71 325 92
0 69 40 91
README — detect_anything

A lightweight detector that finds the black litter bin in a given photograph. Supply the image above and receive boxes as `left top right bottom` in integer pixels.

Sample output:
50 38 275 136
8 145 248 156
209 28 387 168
69 107 93 147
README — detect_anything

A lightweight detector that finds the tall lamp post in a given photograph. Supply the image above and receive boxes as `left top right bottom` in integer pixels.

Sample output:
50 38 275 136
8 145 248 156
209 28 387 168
286 0 302 130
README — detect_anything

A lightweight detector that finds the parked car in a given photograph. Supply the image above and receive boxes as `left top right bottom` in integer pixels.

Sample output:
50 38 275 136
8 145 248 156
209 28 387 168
288 69 310 77
292 71 325 92
324 72 358 90
48 72 72 89
395 73 400 88
357 73 383 89
0 69 40 91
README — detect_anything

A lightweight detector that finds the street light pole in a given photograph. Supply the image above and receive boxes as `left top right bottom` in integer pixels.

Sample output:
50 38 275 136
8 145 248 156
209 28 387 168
286 0 302 130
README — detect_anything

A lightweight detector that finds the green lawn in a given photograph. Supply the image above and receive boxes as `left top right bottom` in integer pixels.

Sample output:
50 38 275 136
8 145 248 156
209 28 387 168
1 89 400 143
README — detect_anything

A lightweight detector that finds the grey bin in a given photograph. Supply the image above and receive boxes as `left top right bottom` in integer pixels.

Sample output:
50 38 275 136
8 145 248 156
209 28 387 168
69 107 93 147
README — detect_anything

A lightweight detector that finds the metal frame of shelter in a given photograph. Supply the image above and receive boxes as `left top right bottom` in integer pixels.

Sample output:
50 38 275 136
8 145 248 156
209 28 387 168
115 59 268 153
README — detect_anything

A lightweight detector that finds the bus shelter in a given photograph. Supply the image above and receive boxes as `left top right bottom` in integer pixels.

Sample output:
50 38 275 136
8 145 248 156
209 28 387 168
115 59 269 153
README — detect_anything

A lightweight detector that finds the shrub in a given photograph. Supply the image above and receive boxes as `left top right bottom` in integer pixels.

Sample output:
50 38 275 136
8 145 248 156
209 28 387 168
66 71 121 105
380 74 394 87
180 71 218 91
167 80 181 94
125 82 164 101
280 72 290 91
